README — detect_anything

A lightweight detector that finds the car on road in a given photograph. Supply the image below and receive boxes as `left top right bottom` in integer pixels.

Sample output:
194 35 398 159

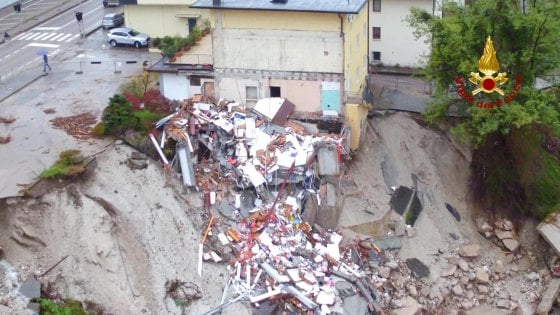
102 0 119 7
102 13 124 29
107 28 150 48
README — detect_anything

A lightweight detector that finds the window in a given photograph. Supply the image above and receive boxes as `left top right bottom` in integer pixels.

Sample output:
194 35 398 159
270 86 281 97
246 86 258 107
372 51 381 63
190 77 201 86
188 18 197 33
372 27 381 40
372 0 381 12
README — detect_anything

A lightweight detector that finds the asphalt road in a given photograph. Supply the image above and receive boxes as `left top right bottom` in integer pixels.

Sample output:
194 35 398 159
0 0 119 79
0 0 159 198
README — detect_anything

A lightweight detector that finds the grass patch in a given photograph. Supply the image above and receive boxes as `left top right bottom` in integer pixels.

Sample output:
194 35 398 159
40 298 93 315
405 210 414 225
533 153 560 219
133 109 162 132
40 150 86 180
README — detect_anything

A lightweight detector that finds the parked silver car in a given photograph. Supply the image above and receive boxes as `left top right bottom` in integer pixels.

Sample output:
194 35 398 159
102 13 124 29
107 28 150 48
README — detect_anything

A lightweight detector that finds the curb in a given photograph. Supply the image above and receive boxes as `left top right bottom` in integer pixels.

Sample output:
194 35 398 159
0 1 103 102
0 72 45 103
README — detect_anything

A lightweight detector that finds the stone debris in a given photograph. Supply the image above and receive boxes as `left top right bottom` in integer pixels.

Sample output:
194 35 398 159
502 239 520 253
459 244 481 258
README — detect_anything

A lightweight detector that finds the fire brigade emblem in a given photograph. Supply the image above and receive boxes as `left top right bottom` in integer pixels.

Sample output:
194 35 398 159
469 36 508 95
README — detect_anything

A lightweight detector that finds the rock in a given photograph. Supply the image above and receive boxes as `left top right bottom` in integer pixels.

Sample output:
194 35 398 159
494 260 506 274
452 284 464 296
128 158 148 170
429 286 442 300
448 257 458 266
130 151 148 160
505 254 514 264
395 224 406 237
509 301 518 311
498 290 510 300
392 296 423 315
476 217 493 233
335 281 355 298
459 244 481 258
466 290 475 299
495 229 514 240
526 272 539 281
342 295 369 315
477 285 488 293
441 264 457 277
378 266 391 279
115 139 124 145
407 285 418 297
406 258 430 278
496 299 510 309
457 260 469 273
19 275 40 299
502 219 514 231
475 268 489 284
385 260 399 270
462 300 473 310
502 239 520 252
406 226 417 238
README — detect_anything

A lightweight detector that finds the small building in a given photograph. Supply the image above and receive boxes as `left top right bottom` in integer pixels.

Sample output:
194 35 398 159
190 0 369 117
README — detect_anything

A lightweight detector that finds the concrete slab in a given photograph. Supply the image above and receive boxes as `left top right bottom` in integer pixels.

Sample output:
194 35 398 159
536 278 560 315
537 219 560 256
465 305 507 315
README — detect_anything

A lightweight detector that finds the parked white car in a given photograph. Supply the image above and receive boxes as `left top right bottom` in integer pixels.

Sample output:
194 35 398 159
107 28 150 48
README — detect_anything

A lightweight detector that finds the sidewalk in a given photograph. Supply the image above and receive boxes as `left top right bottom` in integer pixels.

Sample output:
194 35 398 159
0 0 102 103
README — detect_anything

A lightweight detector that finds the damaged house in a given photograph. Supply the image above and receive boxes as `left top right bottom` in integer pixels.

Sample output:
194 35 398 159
123 0 371 151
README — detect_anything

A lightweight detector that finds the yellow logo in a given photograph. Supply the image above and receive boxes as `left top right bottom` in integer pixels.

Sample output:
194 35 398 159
469 36 508 95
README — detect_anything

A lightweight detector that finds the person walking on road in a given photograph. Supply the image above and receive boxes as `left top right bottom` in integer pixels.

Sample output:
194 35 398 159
75 11 84 37
43 54 51 72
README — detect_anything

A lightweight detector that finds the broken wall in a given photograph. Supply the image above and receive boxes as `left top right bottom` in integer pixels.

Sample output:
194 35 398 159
344 102 368 151
215 71 343 111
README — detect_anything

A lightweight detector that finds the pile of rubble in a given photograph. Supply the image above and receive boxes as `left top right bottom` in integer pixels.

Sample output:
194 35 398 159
200 198 385 314
150 97 349 198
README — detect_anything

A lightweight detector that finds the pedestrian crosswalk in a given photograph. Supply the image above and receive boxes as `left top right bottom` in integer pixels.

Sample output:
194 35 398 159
13 31 80 43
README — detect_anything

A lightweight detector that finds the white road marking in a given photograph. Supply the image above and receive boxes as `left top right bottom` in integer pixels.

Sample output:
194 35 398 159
33 27 61 31
16 32 36 40
56 34 72 42
65 34 80 42
27 42 60 48
33 33 51 41
40 33 58 41
24 33 42 40
49 33 66 41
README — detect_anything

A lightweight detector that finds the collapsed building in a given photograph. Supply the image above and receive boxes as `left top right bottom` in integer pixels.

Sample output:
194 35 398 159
147 96 385 314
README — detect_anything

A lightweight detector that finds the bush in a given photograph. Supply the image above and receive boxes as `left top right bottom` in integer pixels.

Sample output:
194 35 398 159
102 94 137 135
143 89 172 115
152 37 161 48
91 122 106 137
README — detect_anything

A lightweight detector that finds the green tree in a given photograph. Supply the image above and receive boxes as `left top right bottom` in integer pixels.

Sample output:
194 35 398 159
407 0 560 218
102 94 137 135
407 0 560 143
